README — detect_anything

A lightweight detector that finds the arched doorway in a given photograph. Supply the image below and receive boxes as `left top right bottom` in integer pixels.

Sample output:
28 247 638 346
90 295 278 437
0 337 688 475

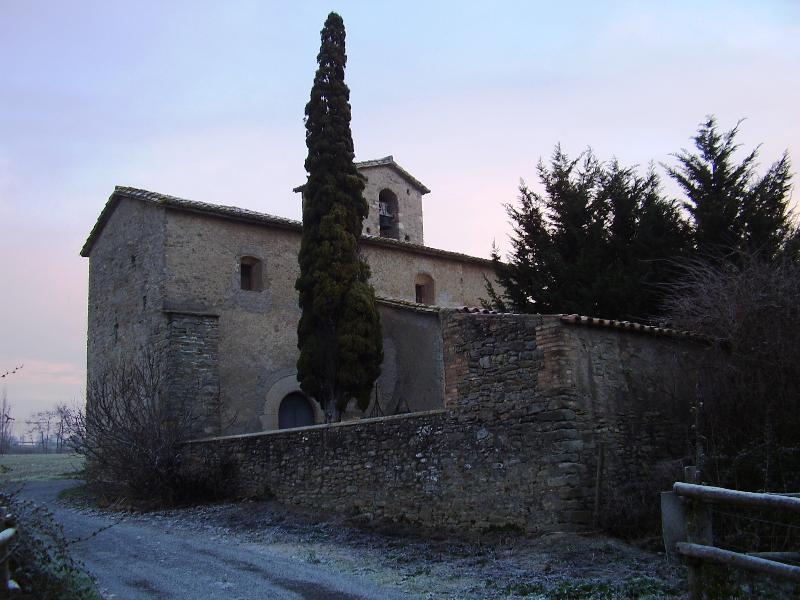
278 392 315 429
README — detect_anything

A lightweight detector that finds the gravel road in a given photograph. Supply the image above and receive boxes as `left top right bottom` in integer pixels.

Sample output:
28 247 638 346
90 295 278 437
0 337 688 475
9 479 687 599
12 479 409 600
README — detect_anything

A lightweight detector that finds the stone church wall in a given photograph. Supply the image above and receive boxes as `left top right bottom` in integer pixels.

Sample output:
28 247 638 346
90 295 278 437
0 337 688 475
371 303 444 416
163 311 221 435
364 243 493 308
157 205 492 433
162 208 302 432
85 198 167 384
183 312 700 534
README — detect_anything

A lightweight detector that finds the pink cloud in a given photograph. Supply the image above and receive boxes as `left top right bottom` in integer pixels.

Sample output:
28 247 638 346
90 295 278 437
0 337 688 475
3 360 84 387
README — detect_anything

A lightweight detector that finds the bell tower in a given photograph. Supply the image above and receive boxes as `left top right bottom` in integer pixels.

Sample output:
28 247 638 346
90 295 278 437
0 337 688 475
355 156 430 245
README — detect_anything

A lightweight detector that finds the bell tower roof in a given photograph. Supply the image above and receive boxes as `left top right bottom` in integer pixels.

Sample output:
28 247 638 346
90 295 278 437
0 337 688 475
354 156 431 194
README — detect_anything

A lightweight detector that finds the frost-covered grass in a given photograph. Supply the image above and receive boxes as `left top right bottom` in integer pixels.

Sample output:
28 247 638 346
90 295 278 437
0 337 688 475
0 453 84 482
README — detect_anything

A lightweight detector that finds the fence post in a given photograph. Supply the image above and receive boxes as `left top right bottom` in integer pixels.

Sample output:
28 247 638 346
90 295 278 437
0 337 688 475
684 494 713 600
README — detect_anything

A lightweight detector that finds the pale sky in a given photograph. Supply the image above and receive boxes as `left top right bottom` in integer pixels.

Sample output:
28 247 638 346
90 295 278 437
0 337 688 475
1 1 798 426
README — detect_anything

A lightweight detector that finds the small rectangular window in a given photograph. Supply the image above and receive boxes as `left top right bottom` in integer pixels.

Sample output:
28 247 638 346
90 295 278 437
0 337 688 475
415 284 425 304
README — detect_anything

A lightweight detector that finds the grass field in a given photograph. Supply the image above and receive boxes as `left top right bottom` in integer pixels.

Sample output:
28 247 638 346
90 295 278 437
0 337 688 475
0 453 85 482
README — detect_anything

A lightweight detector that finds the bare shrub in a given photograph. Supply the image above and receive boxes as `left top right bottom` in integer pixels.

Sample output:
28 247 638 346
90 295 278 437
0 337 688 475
600 459 686 543
0 491 101 599
664 254 800 492
69 350 229 507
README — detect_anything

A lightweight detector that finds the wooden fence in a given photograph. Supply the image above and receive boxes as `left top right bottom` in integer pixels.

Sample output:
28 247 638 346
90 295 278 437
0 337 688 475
662 481 800 598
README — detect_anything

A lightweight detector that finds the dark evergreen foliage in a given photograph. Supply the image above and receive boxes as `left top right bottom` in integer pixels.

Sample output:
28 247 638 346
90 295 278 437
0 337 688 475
667 117 793 259
296 12 382 422
487 147 689 320
488 117 794 319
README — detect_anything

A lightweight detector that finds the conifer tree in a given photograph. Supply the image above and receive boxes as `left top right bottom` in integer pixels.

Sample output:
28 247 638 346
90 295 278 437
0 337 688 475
488 118 792 320
667 117 793 259
599 162 689 318
487 148 689 319
295 12 382 423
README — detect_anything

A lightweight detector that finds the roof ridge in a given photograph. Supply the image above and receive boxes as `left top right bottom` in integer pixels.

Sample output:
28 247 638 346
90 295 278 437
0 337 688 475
82 187 490 266
354 156 430 194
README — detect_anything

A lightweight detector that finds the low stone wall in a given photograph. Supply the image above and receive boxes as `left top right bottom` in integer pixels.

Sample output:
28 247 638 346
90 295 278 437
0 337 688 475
184 312 700 533
185 398 602 533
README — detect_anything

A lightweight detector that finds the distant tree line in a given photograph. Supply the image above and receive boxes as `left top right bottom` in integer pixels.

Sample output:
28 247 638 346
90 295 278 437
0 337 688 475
486 117 796 320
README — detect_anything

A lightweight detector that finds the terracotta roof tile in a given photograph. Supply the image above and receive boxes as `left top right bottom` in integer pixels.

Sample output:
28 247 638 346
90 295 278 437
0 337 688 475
445 308 705 342
559 314 706 341
376 297 440 313
455 306 502 314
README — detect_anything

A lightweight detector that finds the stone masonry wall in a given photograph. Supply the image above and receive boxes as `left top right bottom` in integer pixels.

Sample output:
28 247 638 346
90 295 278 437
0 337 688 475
186 403 597 533
361 165 425 244
162 205 493 433
441 312 698 525
372 303 444 415
85 198 167 385
164 311 221 436
364 243 494 308
185 311 699 534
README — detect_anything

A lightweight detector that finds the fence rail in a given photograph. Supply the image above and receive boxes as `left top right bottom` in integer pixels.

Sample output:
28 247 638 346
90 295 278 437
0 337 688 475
662 481 800 598
0 506 19 597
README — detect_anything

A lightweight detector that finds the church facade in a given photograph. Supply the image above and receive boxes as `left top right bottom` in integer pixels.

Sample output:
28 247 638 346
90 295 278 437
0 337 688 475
81 157 496 434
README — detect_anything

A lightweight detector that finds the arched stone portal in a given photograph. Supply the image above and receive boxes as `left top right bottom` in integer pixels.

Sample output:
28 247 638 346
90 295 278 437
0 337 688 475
260 373 324 430
278 392 315 429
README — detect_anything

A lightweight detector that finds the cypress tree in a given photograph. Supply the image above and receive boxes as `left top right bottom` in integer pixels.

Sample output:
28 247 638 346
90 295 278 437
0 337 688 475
295 12 382 423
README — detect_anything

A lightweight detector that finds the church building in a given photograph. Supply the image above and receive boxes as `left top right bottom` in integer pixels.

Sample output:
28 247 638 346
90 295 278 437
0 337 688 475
81 157 496 435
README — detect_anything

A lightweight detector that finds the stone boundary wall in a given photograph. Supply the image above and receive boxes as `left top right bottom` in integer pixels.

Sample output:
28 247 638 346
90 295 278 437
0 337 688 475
184 311 700 533
185 400 599 533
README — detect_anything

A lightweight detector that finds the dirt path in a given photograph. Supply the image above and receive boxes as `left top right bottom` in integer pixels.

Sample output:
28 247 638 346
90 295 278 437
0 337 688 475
9 479 687 599
11 480 408 600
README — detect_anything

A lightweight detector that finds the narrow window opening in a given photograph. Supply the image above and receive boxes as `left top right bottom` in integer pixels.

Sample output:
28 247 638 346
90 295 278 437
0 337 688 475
414 273 435 305
241 263 253 290
240 256 263 291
